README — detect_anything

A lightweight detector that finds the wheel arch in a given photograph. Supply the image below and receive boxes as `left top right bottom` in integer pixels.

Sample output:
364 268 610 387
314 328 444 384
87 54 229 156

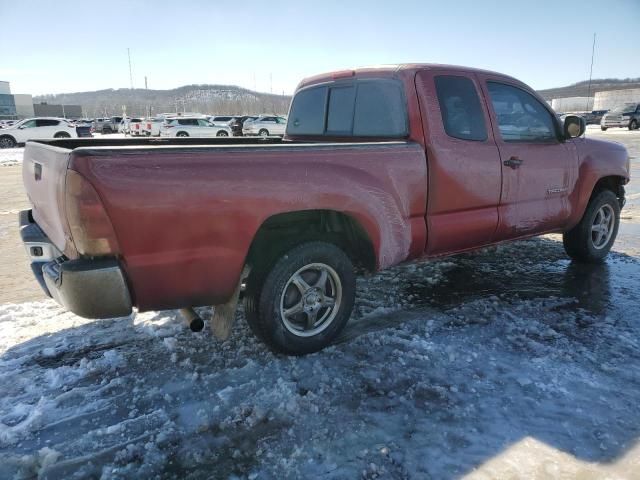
245 209 377 275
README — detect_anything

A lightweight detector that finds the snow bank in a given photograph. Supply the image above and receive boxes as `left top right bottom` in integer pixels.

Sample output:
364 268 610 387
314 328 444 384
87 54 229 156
0 148 23 167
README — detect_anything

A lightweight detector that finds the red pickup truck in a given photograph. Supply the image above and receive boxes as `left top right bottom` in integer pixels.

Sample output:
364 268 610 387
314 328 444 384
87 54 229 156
20 64 630 354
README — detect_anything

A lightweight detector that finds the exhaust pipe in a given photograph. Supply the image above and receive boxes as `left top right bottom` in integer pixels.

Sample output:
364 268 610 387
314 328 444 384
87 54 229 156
180 307 204 332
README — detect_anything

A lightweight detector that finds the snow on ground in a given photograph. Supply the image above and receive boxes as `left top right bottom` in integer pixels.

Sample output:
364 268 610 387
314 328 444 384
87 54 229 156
1 238 639 479
0 148 24 167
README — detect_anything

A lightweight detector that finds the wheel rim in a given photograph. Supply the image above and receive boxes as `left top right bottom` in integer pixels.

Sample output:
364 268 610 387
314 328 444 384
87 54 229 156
279 263 342 337
591 204 615 249
260 130 268 136
0 138 13 148
217 131 228 137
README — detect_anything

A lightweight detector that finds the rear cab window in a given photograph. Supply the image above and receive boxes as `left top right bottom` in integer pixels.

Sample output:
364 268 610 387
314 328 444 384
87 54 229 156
434 75 487 141
287 78 408 138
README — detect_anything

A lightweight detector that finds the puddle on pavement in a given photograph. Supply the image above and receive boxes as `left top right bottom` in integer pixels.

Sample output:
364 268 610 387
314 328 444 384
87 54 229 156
406 255 638 317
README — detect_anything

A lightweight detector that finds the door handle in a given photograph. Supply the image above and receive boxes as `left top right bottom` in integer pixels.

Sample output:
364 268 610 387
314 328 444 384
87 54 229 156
503 156 523 169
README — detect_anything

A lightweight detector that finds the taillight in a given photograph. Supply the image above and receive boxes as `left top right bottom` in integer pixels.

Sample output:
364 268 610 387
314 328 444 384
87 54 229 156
135 124 140 129
65 170 119 256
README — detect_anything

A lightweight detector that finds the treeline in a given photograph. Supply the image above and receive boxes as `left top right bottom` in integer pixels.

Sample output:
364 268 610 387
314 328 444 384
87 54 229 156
35 84 292 118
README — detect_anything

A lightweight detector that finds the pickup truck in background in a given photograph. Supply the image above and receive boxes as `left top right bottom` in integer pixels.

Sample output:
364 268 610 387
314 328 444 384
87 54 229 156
600 103 640 131
19 64 630 354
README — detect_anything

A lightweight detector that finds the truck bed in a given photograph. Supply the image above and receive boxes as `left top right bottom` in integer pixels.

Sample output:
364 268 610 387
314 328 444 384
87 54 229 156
23 137 428 311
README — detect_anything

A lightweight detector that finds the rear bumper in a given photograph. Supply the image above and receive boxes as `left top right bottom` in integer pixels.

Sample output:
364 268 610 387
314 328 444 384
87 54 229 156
19 210 133 319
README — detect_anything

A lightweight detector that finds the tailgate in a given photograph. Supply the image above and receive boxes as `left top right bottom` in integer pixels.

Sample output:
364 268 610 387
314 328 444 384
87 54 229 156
22 141 75 257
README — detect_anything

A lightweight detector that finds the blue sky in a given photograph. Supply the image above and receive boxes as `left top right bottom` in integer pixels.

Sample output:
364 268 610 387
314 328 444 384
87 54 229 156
1 0 638 95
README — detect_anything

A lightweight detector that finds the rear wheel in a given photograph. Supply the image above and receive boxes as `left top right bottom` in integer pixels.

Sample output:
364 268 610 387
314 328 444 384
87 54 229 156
176 131 189 137
600 126 607 131
244 241 356 355
563 190 620 263
216 130 229 137
259 129 269 137
0 136 16 149
629 120 638 130
54 132 71 138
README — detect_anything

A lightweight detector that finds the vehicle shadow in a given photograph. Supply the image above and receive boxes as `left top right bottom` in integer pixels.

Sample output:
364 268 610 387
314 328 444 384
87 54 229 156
0 236 639 478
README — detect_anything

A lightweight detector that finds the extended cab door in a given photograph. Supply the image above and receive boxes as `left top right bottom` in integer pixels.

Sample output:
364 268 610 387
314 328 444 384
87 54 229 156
415 69 502 255
478 76 577 238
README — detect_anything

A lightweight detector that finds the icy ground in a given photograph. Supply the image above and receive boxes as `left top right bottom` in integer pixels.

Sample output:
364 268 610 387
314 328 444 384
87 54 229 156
0 149 24 167
1 238 639 479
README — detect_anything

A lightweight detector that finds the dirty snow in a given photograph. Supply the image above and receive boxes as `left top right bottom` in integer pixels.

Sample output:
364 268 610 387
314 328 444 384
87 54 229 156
0 148 24 167
1 238 640 479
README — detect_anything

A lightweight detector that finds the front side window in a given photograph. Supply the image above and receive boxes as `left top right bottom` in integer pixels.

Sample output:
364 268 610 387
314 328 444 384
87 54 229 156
487 82 557 142
197 119 210 127
287 79 407 137
21 120 37 129
435 75 487 141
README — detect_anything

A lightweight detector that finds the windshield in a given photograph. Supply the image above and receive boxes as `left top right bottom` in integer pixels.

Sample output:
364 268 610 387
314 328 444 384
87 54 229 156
611 103 637 114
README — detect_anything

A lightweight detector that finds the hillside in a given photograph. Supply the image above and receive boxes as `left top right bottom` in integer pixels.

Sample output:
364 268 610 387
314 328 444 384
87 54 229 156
538 78 640 100
34 84 292 118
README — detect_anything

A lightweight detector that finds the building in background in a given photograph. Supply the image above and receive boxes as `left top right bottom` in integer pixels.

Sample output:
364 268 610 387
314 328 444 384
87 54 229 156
594 88 640 110
0 81 36 120
33 102 82 118
551 96 594 113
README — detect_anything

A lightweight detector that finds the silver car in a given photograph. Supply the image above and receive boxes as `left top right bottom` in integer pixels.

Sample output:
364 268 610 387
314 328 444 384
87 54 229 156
243 116 287 136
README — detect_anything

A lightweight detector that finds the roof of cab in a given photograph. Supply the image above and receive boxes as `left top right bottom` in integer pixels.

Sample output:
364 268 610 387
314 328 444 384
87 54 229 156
296 63 524 90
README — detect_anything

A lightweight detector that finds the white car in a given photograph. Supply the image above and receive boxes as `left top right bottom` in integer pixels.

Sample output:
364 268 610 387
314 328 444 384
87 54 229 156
141 117 165 137
127 118 144 136
0 117 79 148
160 117 232 138
242 116 287 136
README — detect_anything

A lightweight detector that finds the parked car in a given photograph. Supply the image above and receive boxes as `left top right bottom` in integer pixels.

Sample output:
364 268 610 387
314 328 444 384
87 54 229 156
229 115 258 136
208 115 236 125
142 117 165 137
160 117 232 137
19 64 630 355
242 115 287 136
600 103 640 131
96 116 123 134
127 118 144 136
0 120 18 129
586 110 608 125
0 117 91 148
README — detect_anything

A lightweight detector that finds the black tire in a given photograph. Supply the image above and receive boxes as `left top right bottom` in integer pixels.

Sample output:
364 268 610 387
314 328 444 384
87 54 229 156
563 190 620 263
600 126 607 131
0 135 16 149
216 130 229 137
244 241 356 355
54 132 71 138
176 131 189 137
629 120 638 131
259 129 269 137
102 127 112 134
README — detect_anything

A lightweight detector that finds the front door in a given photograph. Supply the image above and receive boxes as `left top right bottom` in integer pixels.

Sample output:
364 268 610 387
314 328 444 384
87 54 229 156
478 77 577 238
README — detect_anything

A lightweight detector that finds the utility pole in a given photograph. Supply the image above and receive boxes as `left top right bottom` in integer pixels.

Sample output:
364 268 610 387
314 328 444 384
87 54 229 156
144 76 148 89
128 48 133 89
586 33 596 113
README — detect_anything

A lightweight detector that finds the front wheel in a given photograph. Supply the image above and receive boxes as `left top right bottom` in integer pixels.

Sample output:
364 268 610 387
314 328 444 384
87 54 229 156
176 131 189 137
244 241 356 355
0 136 16 149
629 120 638 130
563 190 620 263
216 130 229 137
258 129 269 137
54 132 71 138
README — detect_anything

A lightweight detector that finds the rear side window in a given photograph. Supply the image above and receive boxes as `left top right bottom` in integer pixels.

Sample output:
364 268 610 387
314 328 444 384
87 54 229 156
287 79 408 137
353 82 406 136
434 75 487 141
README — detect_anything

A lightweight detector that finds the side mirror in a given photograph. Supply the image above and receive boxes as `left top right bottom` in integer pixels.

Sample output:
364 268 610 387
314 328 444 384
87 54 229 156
563 115 585 139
